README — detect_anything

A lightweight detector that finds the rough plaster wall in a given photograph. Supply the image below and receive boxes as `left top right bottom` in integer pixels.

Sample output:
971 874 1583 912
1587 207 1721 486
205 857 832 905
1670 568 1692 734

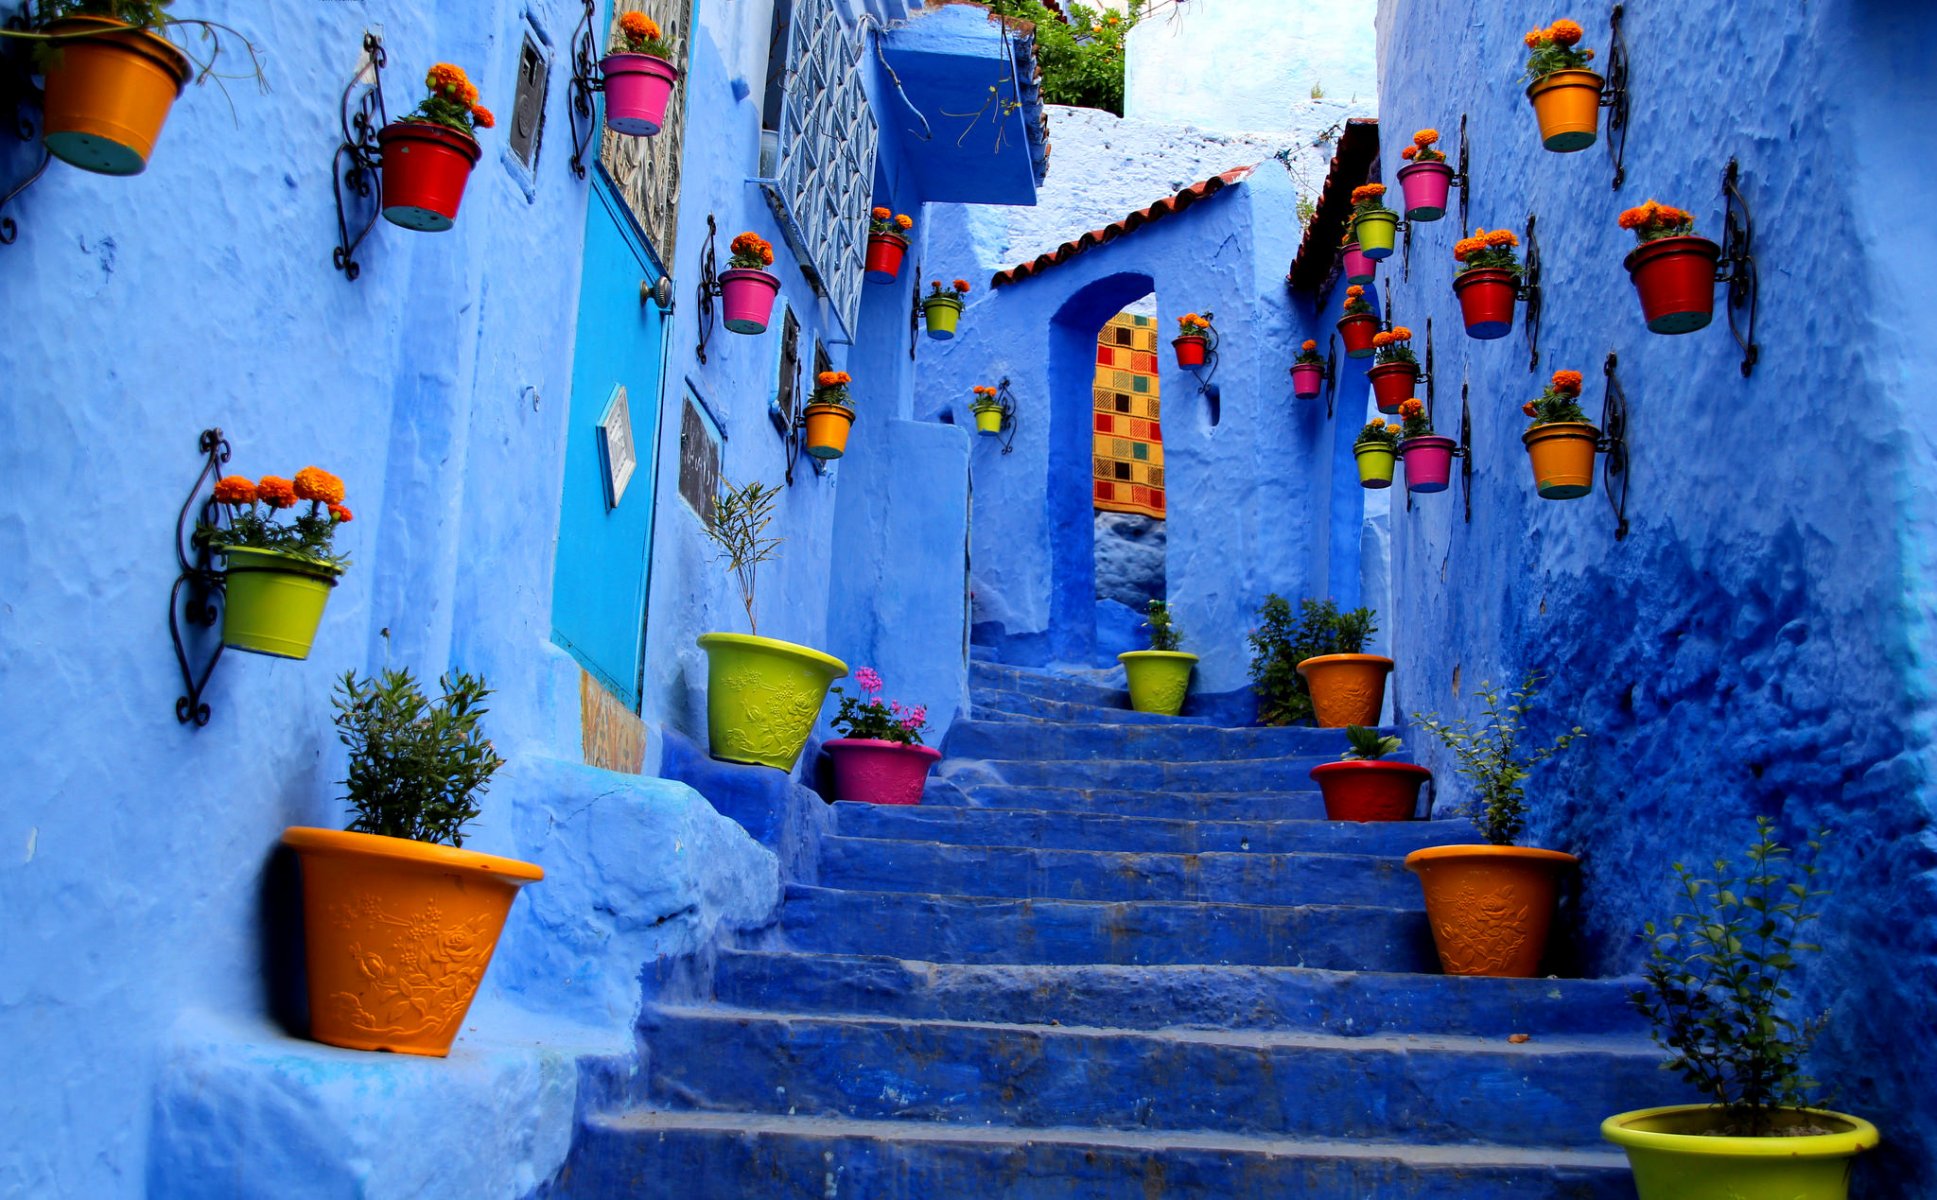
1126 0 1379 134
1093 512 1167 608
1375 0 1935 1191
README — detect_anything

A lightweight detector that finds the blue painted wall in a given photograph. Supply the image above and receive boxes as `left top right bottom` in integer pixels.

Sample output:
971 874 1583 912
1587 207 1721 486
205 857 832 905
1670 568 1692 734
1375 0 1936 1190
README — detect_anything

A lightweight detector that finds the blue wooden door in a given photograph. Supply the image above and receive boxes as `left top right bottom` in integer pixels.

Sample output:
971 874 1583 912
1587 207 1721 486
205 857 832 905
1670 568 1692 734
550 177 668 708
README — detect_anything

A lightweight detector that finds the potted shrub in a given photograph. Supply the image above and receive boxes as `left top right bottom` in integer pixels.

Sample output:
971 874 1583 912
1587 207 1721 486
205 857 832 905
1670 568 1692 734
823 668 940 805
1295 608 1391 728
922 278 970 339
1522 18 1603 152
1309 726 1431 822
1522 368 1599 500
1396 129 1453 221
1366 324 1418 413
802 370 855 459
1337 284 1378 358
282 668 540 1057
1604 818 1880 1199
1620 200 1722 334
969 384 1004 434
696 479 847 771
200 468 352 660
721 231 781 334
1340 232 1376 286
1452 226 1523 340
1397 397 1456 495
1247 596 1379 727
600 11 680 136
1404 673 1587 977
379 62 494 232
1118 599 1197 716
1172 312 1212 368
1352 417 1400 491
1350 183 1399 261
1291 339 1325 399
865 208 914 283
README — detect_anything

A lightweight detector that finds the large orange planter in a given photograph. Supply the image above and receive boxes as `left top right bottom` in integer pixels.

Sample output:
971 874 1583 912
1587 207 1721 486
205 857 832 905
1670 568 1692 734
803 402 855 459
1525 69 1604 152
40 16 191 175
1295 653 1392 727
1523 421 1601 500
1404 844 1577 977
282 827 542 1057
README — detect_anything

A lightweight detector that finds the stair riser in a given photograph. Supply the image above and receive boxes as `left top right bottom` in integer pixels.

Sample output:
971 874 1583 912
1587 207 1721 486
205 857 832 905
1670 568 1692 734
779 887 1437 972
971 686 1199 725
834 803 1465 855
968 664 1125 707
944 719 1376 763
930 784 1334 821
940 758 1347 791
643 1010 1664 1146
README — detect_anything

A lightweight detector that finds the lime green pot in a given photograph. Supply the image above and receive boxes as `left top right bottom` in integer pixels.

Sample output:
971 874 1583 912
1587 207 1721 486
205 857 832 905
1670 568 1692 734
697 633 848 770
1354 208 1399 260
1602 1105 1879 1200
923 295 963 340
1118 650 1197 716
220 546 342 660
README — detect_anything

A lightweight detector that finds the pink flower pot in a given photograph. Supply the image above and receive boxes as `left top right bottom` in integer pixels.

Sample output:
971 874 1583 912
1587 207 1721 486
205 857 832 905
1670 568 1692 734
600 53 680 136
825 738 942 806
1396 160 1453 222
720 267 780 334
1291 362 1324 399
1342 243 1376 286
1400 435 1457 494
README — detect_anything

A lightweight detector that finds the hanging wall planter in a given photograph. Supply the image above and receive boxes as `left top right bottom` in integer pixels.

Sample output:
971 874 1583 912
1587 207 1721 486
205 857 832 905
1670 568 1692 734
802 371 855 459
922 278 970 339
1292 340 1326 399
203 468 353 660
1396 399 1455 495
1521 369 1600 499
1337 285 1378 358
38 16 192 175
376 64 494 232
1367 325 1419 413
1353 419 1399 490
970 385 1004 434
1172 312 1212 367
1451 227 1524 340
1297 651 1394 728
600 12 681 136
1309 728 1429 822
720 231 781 334
865 208 914 283
1350 184 1399 260
1341 241 1376 286
1395 129 1453 221
1521 20 1604 152
1619 201 1721 334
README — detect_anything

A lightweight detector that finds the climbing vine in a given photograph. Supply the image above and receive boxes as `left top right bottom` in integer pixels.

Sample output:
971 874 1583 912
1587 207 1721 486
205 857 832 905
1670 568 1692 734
981 0 1141 114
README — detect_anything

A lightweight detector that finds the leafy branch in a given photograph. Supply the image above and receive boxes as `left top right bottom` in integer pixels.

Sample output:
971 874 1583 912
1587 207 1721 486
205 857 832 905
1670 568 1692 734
1411 672 1585 846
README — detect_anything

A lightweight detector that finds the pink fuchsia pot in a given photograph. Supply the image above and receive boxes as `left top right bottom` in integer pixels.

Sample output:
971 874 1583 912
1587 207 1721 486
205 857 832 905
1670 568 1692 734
1341 242 1377 286
825 738 942 806
1396 160 1454 222
720 267 781 334
600 53 680 136
1291 362 1325 399
1400 435 1457 494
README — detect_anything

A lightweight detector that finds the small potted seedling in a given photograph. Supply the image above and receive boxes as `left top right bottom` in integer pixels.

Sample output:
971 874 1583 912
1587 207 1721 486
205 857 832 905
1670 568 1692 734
823 668 940 805
1118 599 1198 716
1246 596 1384 727
1309 726 1430 821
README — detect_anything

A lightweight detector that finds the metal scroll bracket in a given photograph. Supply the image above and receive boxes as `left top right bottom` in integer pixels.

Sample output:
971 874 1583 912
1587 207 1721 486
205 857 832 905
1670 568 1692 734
1519 212 1543 373
989 376 1019 455
566 0 605 181
1184 314 1221 424
1602 4 1632 190
170 428 231 726
908 256 923 361
1717 157 1759 377
1457 381 1474 525
331 32 388 281
1323 333 1340 420
695 213 723 364
1599 351 1631 539
0 6 50 246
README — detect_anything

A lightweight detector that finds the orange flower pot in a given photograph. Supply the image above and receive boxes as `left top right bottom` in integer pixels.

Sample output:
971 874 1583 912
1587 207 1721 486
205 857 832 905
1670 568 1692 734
1404 844 1577 977
1522 421 1601 500
40 16 191 175
1295 653 1392 727
1525 69 1605 153
282 827 542 1057
803 402 855 459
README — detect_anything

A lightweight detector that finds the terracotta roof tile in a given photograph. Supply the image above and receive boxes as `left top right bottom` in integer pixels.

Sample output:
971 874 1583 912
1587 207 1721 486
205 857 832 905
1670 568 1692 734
1286 118 1380 296
991 166 1255 289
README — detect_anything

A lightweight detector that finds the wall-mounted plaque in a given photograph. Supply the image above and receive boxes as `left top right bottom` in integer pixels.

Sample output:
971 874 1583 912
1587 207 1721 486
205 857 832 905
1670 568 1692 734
598 385 637 509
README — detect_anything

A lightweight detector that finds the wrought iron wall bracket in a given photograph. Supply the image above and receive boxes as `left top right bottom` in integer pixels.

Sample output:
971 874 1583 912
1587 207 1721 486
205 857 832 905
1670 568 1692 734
907 256 922 360
1454 113 1472 232
1602 4 1632 190
1422 317 1435 413
566 0 605 181
988 376 1019 455
1324 332 1339 420
0 7 50 246
1457 382 1474 525
1185 313 1220 394
331 32 389 281
1599 351 1631 539
1717 157 1759 377
170 428 231 726
695 213 723 364
1519 212 1543 372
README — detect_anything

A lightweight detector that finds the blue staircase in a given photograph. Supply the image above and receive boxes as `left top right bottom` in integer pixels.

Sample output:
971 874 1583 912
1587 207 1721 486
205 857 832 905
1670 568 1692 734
550 660 1651 1198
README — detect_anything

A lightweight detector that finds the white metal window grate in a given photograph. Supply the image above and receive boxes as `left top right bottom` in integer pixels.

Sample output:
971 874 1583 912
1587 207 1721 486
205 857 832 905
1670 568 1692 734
767 0 877 342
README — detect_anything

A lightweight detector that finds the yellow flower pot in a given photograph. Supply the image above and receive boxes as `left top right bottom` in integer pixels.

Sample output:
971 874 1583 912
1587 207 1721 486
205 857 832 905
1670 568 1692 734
1118 650 1197 716
1602 1105 1879 1200
697 633 847 770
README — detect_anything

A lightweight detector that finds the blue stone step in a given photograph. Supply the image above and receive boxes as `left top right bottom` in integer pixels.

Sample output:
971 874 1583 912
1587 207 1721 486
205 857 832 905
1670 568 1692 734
640 1005 1667 1148
833 801 1467 855
968 661 1126 707
560 1111 1636 1200
971 684 1204 724
942 717 1377 763
938 755 1348 791
713 949 1646 1039
931 781 1333 820
817 835 1419 907
777 885 1435 971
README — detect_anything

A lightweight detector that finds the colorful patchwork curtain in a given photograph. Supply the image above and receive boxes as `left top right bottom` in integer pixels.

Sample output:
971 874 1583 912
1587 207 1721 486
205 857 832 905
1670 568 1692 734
1091 312 1165 518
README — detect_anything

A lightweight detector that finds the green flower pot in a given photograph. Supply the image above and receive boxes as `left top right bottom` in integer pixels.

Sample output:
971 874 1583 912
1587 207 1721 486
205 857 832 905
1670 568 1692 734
1354 208 1399 260
1118 650 1198 716
1602 1105 1879 1200
220 546 342 660
697 633 848 770
923 295 963 340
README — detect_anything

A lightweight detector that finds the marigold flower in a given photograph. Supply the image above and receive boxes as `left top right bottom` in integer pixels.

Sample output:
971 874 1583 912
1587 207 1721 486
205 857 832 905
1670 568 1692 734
213 475 257 506
471 105 495 129
1486 229 1519 248
1401 146 1418 161
1399 398 1425 418
1413 129 1439 147
1372 331 1394 348
619 11 661 41
328 503 354 523
894 214 913 230
293 466 346 506
872 206 891 220
1523 401 1539 417
458 80 480 106
1552 369 1584 395
1346 285 1364 298
1548 18 1584 46
953 278 971 292
1391 325 1412 340
1350 183 1386 206
1385 423 1401 434
1524 28 1547 48
427 63 470 94
1301 339 1317 352
256 476 297 510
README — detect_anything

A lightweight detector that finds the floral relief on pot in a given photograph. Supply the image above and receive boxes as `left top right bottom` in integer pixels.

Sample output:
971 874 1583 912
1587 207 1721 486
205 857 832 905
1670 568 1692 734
323 895 495 1043
1427 879 1535 976
713 667 823 763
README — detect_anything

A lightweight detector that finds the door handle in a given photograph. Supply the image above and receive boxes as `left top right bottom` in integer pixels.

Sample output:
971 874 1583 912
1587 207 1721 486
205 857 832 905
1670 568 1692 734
641 276 676 313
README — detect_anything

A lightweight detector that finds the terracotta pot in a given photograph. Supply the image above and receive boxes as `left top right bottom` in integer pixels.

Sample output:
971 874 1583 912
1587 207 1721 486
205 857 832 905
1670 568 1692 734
1400 434 1457 494
1173 334 1208 368
802 402 855 459
864 232 908 283
39 16 190 175
1366 360 1417 413
923 295 963 339
1624 235 1722 334
1523 421 1600 500
1291 362 1325 399
721 267 781 334
1453 268 1519 340
1354 442 1396 490
378 121 482 232
1404 844 1577 977
1118 650 1198 716
600 52 680 136
1341 242 1376 286
1295 653 1392 727
825 738 942 805
1602 1105 1880 1200
282 827 542 1056
1396 160 1453 221
1308 760 1430 822
1337 312 1379 359
1525 69 1605 152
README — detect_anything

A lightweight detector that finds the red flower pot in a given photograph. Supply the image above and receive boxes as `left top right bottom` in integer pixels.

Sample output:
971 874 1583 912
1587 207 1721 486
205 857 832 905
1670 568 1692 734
1624 235 1722 335
1366 361 1418 413
378 121 481 232
1452 268 1518 341
1309 760 1432 822
1173 334 1208 368
1291 362 1324 399
864 232 908 284
825 738 942 806
1337 313 1379 359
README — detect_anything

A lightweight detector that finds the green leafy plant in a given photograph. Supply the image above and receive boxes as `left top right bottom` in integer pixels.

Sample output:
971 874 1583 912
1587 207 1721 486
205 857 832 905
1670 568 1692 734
1633 817 1833 1136
1524 368 1589 427
1397 398 1433 440
1520 17 1596 84
18 0 266 95
1341 725 1401 761
1411 672 1585 846
200 467 353 571
1353 418 1400 450
1142 599 1183 652
829 667 928 747
1246 596 1377 726
981 0 1144 114
334 669 506 848
705 479 785 637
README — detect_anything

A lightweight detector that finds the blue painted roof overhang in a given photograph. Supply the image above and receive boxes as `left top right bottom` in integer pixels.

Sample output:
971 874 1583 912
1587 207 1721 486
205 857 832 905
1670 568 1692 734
878 3 1049 206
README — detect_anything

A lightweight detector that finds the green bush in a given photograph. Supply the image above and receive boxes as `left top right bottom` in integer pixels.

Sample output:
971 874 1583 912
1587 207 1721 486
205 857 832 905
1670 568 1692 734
1142 598 1183 651
1411 673 1585 846
1246 596 1377 726
981 0 1142 115
333 669 506 848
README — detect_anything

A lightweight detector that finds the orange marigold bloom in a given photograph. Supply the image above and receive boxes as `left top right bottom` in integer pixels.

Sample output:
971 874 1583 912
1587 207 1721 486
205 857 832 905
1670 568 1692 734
953 278 971 292
1346 285 1364 298
1617 205 1648 230
872 206 891 220
894 214 913 230
1523 401 1539 417
1486 229 1519 248
1399 398 1424 417
328 503 354 523
1391 325 1412 340
293 466 346 506
619 12 661 41
1548 18 1584 46
471 105 495 129
1552 369 1584 395
1524 28 1547 48
1385 423 1401 435
1350 183 1386 205
1371 331 1394 348
1401 146 1418 161
427 63 470 94
256 476 297 510
213 475 257 506
1301 339 1317 352
1413 129 1439 147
